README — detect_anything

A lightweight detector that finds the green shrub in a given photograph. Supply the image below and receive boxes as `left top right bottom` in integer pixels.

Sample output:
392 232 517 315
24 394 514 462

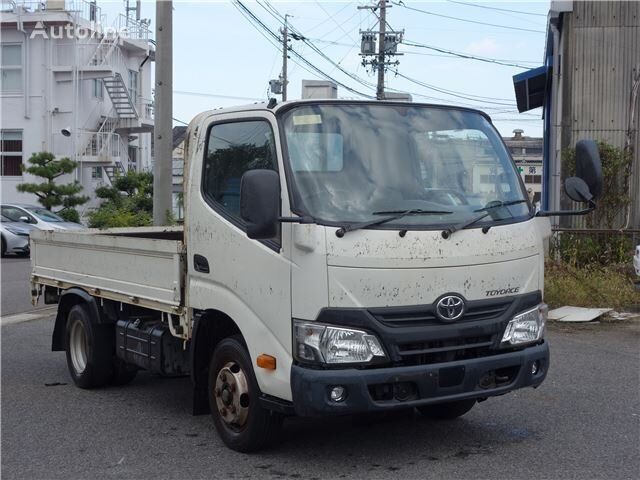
87 171 153 228
544 261 638 310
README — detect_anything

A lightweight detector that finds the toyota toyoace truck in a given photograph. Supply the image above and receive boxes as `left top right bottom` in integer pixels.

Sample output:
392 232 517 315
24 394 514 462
30 100 603 452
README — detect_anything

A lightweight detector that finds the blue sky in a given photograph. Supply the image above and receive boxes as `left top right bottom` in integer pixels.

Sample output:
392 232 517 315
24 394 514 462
100 1 549 137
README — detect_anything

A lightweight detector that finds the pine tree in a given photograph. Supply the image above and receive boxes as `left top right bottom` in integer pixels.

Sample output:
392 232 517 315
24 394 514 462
16 152 89 222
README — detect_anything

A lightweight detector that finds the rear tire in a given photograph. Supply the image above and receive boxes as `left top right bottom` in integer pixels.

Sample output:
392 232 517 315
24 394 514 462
208 336 283 452
1 236 6 258
65 303 113 389
416 399 476 420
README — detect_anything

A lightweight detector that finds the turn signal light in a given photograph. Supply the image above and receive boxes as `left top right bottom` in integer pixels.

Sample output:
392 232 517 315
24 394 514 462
256 354 276 370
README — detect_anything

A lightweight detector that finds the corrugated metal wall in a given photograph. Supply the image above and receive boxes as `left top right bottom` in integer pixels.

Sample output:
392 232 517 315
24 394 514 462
562 1 640 228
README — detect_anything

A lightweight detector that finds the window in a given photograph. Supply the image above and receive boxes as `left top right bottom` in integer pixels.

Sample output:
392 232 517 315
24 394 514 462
282 104 528 228
128 69 138 104
0 130 22 176
524 174 542 184
128 145 138 170
1 44 22 92
93 78 103 99
91 166 103 179
203 120 277 220
1 205 34 223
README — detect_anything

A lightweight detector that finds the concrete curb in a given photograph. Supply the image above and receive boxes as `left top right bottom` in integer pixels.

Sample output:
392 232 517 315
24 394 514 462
0 307 57 326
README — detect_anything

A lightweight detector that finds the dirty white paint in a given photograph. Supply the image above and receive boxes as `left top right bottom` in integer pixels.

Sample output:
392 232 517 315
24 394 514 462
30 229 185 309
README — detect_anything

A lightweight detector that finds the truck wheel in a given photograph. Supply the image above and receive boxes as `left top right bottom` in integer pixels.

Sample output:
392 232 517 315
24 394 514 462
65 303 113 389
416 399 476 420
207 336 283 452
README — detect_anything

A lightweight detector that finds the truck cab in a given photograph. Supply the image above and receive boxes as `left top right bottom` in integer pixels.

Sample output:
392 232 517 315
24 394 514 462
185 99 551 438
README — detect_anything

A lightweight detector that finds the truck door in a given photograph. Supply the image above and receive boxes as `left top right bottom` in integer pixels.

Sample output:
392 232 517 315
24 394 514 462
186 112 293 400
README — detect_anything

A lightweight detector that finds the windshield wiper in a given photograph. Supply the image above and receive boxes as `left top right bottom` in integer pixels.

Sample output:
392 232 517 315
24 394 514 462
441 199 529 239
335 209 453 238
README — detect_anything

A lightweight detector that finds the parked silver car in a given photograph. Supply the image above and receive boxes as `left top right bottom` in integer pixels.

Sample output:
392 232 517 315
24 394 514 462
0 204 84 231
0 214 34 257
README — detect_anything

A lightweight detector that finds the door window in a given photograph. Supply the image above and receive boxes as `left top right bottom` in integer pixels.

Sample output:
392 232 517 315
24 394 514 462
202 120 278 220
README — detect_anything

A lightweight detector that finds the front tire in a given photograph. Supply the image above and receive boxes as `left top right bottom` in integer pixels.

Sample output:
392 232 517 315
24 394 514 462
1 236 6 257
208 336 283 452
416 399 476 420
65 303 113 389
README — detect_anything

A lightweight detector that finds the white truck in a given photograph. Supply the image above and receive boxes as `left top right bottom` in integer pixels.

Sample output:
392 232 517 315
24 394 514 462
30 100 603 452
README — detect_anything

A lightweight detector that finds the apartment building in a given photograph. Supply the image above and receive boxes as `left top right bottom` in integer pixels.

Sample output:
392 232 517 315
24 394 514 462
0 0 154 215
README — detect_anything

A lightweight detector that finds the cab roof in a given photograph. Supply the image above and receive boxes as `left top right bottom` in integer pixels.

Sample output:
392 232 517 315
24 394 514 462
198 99 493 123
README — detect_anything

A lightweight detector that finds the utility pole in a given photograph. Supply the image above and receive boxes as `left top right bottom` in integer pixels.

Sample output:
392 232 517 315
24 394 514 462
153 0 173 225
376 0 387 100
359 0 403 100
280 14 290 101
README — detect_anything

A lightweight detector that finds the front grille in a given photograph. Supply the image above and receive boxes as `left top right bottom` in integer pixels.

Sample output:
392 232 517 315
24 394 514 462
397 334 497 365
371 300 512 327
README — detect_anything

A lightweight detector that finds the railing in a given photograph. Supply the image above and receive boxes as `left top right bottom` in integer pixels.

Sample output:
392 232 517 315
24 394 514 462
52 130 120 162
113 13 150 41
84 131 121 158
4 2 150 41
140 98 154 121
550 228 640 267
3 1 103 23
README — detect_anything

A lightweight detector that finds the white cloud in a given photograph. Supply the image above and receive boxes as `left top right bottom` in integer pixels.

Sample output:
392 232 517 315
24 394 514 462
465 38 500 55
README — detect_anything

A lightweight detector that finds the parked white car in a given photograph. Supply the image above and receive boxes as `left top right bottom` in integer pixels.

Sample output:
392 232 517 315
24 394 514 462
0 204 84 231
0 214 34 257
634 244 640 277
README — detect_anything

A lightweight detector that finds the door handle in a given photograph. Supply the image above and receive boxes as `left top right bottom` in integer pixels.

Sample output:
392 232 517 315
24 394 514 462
193 254 210 273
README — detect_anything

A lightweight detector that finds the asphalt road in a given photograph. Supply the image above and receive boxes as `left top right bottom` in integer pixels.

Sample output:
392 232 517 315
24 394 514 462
1 257 44 316
2 315 639 480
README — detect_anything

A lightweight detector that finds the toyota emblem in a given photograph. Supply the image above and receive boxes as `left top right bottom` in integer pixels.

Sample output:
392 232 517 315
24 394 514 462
435 294 465 322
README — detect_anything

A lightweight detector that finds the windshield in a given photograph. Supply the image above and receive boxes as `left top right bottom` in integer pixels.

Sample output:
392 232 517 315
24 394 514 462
281 103 530 229
26 207 64 222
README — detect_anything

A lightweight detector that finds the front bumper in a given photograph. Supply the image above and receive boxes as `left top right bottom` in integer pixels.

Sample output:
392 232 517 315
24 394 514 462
291 341 549 416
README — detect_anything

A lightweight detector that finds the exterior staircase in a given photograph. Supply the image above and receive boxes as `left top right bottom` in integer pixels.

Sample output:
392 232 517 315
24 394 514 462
103 73 138 119
103 161 127 184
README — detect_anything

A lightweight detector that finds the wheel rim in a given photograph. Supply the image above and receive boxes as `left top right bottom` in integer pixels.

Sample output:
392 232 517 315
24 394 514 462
214 361 250 430
69 319 88 374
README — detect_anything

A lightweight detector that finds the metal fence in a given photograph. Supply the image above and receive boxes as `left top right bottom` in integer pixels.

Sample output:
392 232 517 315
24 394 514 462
550 228 640 266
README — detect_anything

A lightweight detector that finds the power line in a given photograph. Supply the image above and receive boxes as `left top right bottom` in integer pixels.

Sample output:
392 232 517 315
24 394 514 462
233 1 375 98
258 1 378 90
307 36 540 64
258 0 532 105
234 1 536 113
446 0 547 18
391 1 545 34
174 90 263 101
403 40 532 69
393 71 516 104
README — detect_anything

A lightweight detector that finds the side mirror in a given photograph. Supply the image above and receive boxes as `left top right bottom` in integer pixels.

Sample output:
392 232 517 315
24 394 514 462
574 139 603 199
564 177 592 203
240 169 280 240
19 216 30 223
536 139 603 218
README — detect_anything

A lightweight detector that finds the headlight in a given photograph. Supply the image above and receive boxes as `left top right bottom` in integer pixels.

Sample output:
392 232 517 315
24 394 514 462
501 303 547 346
293 320 387 365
